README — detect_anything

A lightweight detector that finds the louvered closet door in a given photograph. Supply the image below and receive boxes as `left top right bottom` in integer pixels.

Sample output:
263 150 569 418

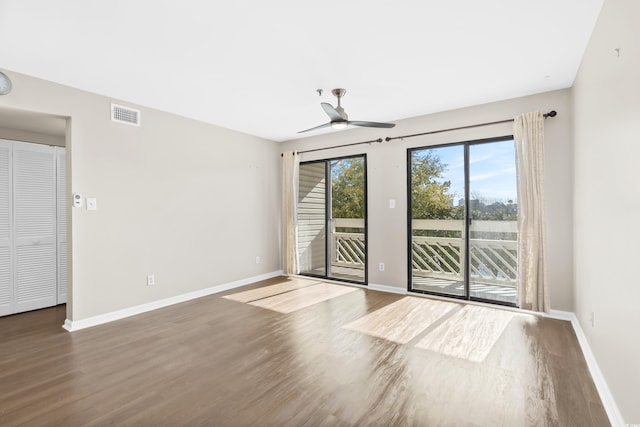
56 147 67 304
13 141 57 314
0 141 12 316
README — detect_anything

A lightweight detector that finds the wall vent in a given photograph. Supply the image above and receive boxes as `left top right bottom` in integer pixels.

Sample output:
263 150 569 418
111 103 140 126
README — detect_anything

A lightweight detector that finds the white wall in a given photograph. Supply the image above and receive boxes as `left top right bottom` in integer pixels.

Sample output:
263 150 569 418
0 70 281 322
573 0 640 422
282 89 575 311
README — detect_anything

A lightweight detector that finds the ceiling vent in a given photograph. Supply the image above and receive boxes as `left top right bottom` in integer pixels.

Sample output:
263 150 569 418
111 103 140 126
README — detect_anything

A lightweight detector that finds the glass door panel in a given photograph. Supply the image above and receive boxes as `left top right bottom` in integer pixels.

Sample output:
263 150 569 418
468 140 518 304
297 155 367 285
409 145 466 297
298 162 326 277
329 157 366 282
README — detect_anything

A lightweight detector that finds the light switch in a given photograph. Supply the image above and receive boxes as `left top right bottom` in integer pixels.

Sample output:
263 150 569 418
87 197 97 211
389 199 396 209
73 193 82 208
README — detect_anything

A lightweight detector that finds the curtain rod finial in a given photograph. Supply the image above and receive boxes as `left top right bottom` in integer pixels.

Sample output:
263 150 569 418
544 110 557 118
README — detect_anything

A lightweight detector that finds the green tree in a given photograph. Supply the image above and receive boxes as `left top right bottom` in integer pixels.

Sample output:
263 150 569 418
331 158 365 219
410 151 462 220
330 152 462 220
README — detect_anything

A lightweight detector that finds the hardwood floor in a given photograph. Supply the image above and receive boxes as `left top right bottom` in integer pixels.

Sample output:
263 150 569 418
0 277 609 426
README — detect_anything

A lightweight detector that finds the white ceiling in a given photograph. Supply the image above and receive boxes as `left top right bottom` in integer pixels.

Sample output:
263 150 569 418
0 0 603 142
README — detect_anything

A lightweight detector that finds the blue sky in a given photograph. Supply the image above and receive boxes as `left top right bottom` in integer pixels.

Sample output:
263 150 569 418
424 140 517 205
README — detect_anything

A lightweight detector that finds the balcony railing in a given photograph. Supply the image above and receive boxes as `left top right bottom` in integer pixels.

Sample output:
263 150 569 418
332 218 518 287
332 218 366 269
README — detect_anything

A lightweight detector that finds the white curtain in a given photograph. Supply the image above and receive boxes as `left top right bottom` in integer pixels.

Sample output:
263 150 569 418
514 112 549 312
282 151 300 275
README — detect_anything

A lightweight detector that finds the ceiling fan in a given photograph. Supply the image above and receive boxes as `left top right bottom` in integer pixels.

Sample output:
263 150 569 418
298 88 396 133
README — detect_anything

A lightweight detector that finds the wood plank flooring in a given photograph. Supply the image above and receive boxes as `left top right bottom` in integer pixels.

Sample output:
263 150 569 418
414 305 518 362
222 277 320 303
245 282 358 314
343 297 459 344
0 276 609 426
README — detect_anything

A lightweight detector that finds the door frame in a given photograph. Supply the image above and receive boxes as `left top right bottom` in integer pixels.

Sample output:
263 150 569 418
406 135 517 307
299 153 368 286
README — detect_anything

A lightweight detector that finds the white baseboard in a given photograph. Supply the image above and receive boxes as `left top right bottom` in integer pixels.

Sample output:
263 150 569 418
368 283 407 295
62 270 283 332
549 310 625 427
545 309 574 321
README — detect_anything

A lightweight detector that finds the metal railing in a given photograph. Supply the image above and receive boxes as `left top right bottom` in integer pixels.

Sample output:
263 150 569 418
332 218 518 286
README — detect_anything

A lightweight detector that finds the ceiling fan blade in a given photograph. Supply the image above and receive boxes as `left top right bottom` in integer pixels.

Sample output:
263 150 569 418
297 122 332 133
321 103 344 121
347 121 396 129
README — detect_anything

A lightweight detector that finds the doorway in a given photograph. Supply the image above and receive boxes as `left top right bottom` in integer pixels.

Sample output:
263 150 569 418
0 107 68 317
408 137 518 306
297 154 367 284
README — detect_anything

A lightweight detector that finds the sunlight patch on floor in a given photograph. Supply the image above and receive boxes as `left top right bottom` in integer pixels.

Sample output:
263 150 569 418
223 277 320 303
415 305 518 362
343 297 459 344
247 283 359 314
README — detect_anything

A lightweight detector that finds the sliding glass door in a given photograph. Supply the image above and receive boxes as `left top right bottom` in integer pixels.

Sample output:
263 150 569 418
408 137 518 306
298 155 367 284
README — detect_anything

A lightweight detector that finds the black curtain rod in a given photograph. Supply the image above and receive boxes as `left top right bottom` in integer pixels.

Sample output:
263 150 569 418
280 138 383 156
384 110 557 142
281 110 557 156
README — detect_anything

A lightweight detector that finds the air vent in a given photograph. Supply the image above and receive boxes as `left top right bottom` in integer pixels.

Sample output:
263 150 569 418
111 103 140 126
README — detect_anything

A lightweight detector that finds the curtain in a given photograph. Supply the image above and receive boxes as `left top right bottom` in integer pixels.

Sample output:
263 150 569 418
514 112 549 312
282 151 300 275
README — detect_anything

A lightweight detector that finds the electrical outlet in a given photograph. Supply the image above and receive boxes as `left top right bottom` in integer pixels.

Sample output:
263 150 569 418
379 263 385 272
147 274 155 286
255 256 261 264
589 312 595 327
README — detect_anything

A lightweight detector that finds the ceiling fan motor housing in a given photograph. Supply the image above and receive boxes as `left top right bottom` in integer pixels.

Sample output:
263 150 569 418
332 88 348 120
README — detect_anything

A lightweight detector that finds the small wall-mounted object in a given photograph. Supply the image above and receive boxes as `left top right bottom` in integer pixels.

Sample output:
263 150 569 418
0 71 12 95
73 193 82 208
86 197 97 211
111 103 140 126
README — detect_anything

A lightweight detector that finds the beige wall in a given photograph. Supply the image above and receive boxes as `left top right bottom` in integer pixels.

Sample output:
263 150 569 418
0 126 65 147
282 89 575 311
573 0 640 422
0 70 281 321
